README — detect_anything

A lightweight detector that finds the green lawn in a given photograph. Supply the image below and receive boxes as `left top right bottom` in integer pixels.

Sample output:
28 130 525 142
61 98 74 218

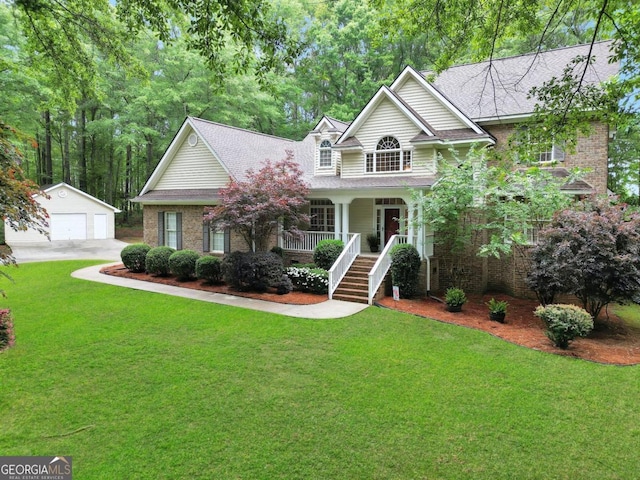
1 261 639 479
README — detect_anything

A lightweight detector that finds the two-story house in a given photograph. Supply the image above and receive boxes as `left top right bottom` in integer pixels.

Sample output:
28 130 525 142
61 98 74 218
132 41 618 303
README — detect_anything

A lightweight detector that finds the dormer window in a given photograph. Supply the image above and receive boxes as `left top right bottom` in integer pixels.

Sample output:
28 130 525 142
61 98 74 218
319 140 332 168
365 136 412 173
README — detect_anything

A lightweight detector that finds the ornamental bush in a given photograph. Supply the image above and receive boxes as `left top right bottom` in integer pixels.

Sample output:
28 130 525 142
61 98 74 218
0 309 15 351
121 243 151 273
390 243 422 298
222 251 284 292
275 275 293 295
145 246 175 276
534 304 594 349
196 255 223 284
169 249 200 281
286 266 329 294
313 239 344 270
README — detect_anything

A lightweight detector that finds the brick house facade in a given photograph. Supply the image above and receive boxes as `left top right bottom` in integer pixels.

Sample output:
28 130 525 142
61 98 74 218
133 42 617 302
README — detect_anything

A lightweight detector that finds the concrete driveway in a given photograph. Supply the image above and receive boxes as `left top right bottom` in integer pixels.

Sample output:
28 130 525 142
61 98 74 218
9 239 128 263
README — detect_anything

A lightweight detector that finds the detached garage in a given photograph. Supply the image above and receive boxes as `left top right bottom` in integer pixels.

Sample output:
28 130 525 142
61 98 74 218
5 183 120 244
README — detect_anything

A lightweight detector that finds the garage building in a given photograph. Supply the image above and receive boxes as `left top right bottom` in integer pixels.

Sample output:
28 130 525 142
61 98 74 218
5 182 120 244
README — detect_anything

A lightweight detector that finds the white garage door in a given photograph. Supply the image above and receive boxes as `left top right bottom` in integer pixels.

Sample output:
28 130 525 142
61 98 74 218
94 214 107 239
51 214 87 240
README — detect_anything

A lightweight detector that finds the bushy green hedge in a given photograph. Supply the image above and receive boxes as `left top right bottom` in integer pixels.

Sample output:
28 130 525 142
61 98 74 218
313 239 344 270
121 243 151 273
222 251 284 292
169 250 200 281
286 266 329 294
534 304 594 349
0 309 15 351
196 256 223 284
145 246 175 276
390 243 422 298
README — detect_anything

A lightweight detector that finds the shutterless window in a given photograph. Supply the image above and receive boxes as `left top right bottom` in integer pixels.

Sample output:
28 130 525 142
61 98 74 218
366 136 412 173
309 200 335 232
319 140 332 168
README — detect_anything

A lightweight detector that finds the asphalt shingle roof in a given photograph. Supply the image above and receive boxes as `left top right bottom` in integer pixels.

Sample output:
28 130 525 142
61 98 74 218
430 41 618 120
189 117 297 182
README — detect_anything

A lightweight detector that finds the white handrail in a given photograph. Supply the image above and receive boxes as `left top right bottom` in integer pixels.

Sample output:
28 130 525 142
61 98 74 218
328 233 361 299
282 231 355 252
367 234 409 305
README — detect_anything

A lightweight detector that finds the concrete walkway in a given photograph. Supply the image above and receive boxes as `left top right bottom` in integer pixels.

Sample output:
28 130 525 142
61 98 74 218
72 264 369 319
11 239 128 263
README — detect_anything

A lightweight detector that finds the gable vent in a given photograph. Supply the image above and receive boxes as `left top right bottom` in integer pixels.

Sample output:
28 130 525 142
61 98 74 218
188 133 198 147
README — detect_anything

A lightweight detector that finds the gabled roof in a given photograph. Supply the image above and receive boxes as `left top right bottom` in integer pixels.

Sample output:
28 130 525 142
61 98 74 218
391 66 488 135
139 117 296 196
336 86 436 146
430 41 618 121
39 182 121 212
311 115 350 134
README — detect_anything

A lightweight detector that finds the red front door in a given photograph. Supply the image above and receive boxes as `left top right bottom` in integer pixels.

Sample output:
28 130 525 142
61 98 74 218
384 208 400 244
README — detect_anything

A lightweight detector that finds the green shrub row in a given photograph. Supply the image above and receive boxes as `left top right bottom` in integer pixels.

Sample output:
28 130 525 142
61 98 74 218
121 244 222 283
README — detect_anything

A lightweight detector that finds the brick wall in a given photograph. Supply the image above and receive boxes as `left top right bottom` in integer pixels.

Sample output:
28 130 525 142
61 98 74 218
484 121 609 195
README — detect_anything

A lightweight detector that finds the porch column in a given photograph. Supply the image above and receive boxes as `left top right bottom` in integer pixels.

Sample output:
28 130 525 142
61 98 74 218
334 203 342 240
341 202 350 243
417 204 425 258
407 202 415 246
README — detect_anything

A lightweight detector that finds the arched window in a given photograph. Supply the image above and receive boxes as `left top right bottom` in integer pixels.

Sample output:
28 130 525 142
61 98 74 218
319 140 332 168
365 136 412 173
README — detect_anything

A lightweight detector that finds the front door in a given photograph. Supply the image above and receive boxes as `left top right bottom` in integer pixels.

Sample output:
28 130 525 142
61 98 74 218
384 208 400 244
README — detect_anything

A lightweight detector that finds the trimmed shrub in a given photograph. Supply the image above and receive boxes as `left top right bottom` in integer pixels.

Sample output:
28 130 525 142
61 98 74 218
534 304 594 349
145 246 175 276
121 243 151 272
390 243 422 298
222 251 284 292
275 275 293 295
0 309 15 351
313 239 344 270
286 266 329 294
169 249 200 281
270 246 284 257
196 256 223 284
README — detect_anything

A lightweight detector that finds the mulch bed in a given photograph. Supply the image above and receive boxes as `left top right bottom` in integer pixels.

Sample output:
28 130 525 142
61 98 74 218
101 264 640 365
100 264 325 305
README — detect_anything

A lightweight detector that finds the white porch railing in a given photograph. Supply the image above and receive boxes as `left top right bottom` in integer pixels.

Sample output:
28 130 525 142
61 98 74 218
328 233 361 299
282 231 355 252
368 234 407 305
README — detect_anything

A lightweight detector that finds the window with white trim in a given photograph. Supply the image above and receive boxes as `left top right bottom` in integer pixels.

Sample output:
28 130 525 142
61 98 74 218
209 230 225 253
532 143 565 163
165 212 178 249
319 140 332 168
366 136 412 173
309 200 335 232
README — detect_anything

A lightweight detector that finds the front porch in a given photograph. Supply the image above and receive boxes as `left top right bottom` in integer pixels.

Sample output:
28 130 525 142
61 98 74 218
280 230 434 305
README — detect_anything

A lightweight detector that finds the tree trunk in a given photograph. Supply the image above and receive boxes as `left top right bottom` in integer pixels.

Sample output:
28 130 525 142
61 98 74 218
63 119 71 184
78 108 88 192
43 110 53 185
124 144 133 222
